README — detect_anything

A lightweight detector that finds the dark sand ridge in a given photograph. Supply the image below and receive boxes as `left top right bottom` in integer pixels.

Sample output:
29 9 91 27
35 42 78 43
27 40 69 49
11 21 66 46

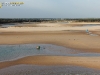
1 56 100 69
0 31 100 52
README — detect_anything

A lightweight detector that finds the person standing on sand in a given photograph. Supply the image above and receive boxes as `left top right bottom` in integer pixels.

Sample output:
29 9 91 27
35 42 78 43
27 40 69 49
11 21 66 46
86 29 89 32
36 46 40 50
86 29 89 34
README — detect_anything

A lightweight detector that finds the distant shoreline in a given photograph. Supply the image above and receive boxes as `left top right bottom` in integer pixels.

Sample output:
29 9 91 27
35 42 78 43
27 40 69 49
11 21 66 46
0 22 100 31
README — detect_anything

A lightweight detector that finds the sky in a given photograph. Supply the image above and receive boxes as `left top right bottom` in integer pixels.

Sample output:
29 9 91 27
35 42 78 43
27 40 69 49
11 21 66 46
0 0 100 18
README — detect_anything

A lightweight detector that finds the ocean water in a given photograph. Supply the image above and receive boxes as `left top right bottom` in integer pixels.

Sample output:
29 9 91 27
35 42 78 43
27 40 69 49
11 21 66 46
0 23 18 28
0 44 100 62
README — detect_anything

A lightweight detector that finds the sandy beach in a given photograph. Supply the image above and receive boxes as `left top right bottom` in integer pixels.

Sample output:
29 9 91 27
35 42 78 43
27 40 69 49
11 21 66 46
0 31 100 52
0 22 100 72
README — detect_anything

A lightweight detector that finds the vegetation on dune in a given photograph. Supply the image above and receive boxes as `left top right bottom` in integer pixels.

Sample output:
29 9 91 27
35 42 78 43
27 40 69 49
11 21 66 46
0 18 100 24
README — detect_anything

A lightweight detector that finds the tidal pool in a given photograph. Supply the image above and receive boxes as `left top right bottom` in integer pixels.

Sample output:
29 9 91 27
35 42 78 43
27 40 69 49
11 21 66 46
0 44 82 62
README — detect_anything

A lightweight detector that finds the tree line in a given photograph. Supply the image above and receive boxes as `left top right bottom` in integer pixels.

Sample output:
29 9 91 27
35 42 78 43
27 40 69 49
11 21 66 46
0 18 100 24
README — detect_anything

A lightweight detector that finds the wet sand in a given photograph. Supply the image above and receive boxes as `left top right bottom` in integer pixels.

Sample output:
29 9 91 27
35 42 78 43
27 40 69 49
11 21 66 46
1 56 100 69
0 65 100 75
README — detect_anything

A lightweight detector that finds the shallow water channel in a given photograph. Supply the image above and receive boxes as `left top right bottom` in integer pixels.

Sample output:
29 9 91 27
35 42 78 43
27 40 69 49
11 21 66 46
0 44 100 62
